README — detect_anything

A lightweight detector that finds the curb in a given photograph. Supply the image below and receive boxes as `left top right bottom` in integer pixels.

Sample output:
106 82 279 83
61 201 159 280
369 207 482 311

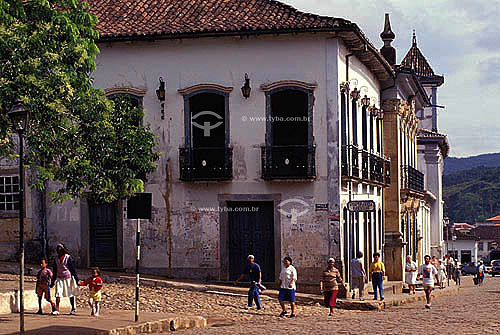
0 288 71 315
97 316 207 335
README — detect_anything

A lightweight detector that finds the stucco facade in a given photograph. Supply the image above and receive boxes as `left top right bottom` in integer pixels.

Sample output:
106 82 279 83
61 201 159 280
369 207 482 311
0 32 391 288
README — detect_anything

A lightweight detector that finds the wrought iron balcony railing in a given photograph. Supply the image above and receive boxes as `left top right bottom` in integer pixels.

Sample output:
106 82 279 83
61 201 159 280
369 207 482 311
179 147 233 181
342 145 390 186
401 165 424 193
261 145 316 180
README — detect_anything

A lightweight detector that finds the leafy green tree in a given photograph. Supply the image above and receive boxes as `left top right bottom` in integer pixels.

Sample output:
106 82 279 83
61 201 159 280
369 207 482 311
0 0 159 203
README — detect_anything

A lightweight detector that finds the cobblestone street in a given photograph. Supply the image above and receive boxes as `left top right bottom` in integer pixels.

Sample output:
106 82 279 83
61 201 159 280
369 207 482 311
2 273 499 334
179 276 500 335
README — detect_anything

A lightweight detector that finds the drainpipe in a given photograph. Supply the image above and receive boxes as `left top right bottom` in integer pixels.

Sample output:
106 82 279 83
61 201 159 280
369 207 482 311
344 44 366 286
163 161 173 278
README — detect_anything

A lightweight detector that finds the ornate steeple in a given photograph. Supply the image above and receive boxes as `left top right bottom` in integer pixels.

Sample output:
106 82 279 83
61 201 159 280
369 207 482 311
380 13 396 65
401 30 444 85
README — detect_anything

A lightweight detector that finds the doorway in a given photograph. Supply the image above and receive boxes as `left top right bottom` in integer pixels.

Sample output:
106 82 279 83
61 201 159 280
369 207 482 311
227 201 275 282
88 202 117 268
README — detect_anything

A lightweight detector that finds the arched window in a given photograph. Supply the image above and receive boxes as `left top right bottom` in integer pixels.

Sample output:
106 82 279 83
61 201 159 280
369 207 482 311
369 110 374 152
376 118 381 153
341 89 348 172
362 105 368 149
104 87 146 127
352 100 358 146
107 93 143 126
261 81 316 179
178 84 233 181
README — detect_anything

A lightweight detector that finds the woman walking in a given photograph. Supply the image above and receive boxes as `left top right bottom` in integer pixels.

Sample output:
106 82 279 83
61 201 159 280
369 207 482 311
438 260 447 289
405 255 418 295
50 244 80 315
278 257 297 318
320 258 347 316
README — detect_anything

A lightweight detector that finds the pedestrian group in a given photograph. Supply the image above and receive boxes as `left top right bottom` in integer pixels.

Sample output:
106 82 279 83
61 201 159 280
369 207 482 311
35 243 104 317
234 251 469 316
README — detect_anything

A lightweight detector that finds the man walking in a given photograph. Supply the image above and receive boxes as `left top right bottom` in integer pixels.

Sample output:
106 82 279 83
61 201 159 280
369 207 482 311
351 251 367 300
234 255 263 310
418 255 438 309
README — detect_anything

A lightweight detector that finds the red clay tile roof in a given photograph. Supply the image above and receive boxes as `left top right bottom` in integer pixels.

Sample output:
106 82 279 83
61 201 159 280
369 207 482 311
486 215 500 221
473 226 500 241
85 0 395 81
401 32 443 85
417 128 450 158
87 0 348 40
453 230 479 241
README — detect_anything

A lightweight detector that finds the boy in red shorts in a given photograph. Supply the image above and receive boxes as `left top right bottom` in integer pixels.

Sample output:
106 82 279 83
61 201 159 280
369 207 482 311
36 258 57 314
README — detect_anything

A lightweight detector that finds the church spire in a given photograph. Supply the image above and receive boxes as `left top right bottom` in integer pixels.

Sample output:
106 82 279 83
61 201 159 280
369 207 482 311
380 13 396 65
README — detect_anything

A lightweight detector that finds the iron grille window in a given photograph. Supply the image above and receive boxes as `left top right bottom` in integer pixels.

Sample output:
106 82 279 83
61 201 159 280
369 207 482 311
0 176 20 211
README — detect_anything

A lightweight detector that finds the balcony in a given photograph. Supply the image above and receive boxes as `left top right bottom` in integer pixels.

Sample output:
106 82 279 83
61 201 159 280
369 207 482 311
342 145 390 186
401 165 424 193
261 145 316 180
179 147 233 181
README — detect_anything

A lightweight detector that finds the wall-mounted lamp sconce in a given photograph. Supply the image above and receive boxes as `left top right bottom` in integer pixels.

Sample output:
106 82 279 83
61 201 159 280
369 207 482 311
156 77 166 119
241 73 251 99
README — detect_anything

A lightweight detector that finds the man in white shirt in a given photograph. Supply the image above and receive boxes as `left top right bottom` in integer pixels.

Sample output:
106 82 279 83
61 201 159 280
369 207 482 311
418 255 438 309
278 256 298 318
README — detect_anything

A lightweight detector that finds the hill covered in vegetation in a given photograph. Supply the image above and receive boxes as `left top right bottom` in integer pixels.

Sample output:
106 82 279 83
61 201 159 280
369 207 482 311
444 153 500 175
443 166 500 223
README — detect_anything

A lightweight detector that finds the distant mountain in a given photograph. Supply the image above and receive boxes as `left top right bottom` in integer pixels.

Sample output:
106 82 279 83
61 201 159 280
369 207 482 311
444 153 500 175
443 166 500 223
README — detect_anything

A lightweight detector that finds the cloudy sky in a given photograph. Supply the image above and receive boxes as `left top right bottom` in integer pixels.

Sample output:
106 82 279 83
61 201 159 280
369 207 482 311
287 0 499 157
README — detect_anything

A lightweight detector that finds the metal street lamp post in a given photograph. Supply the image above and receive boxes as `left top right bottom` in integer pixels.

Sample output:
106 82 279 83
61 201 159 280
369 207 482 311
8 101 29 335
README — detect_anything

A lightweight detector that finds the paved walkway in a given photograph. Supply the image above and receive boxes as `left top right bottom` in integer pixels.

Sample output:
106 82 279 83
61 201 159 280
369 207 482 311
180 275 499 335
0 308 205 335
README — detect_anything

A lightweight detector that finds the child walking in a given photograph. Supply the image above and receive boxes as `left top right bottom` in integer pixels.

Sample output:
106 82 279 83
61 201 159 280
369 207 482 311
36 258 57 315
79 267 103 316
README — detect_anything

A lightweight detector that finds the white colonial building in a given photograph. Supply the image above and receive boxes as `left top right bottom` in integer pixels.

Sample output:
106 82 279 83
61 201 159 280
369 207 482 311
24 0 394 289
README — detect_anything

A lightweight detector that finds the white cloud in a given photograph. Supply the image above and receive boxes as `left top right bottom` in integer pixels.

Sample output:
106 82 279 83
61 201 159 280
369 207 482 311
286 0 500 156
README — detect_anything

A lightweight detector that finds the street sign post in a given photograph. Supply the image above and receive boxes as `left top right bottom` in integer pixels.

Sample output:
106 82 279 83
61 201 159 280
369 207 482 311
127 193 152 322
347 200 376 212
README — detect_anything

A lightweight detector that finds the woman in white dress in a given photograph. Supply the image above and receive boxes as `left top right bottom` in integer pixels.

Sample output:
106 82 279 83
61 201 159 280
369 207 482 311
405 255 418 295
51 244 80 315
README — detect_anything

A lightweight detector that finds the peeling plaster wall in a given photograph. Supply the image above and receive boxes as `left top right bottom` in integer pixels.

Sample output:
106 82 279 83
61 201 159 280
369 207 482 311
1 34 373 282
91 34 334 279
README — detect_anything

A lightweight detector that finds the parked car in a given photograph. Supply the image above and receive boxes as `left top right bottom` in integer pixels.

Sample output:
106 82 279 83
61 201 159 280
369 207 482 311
460 262 478 275
491 260 500 277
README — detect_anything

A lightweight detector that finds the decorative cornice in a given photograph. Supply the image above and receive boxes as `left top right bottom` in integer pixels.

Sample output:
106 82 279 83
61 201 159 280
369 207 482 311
178 83 233 95
381 98 400 113
104 86 147 97
260 80 317 92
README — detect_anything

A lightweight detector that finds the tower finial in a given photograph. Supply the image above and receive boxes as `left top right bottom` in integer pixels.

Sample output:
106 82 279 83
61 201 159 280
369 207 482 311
412 29 417 46
380 13 395 42
380 13 396 66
